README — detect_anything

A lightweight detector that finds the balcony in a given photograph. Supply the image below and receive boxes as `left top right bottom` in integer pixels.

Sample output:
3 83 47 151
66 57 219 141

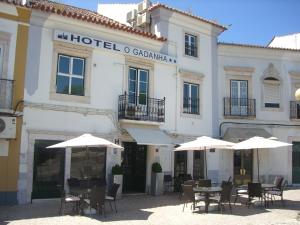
118 94 165 123
224 97 256 118
0 78 14 112
290 101 300 120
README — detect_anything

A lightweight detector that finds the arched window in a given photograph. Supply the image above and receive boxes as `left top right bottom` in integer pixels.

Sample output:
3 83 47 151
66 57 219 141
263 76 280 108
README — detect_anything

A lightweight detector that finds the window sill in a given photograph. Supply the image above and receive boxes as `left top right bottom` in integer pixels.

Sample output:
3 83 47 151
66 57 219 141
180 112 201 119
183 54 199 60
50 92 90 104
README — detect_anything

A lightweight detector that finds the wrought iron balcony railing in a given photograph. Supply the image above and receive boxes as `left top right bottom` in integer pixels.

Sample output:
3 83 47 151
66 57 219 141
290 101 300 119
183 97 199 115
224 97 256 117
118 93 165 122
0 78 14 110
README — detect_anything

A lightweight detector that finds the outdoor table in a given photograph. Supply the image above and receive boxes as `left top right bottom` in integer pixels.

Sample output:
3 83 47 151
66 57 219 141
69 188 92 215
193 186 222 213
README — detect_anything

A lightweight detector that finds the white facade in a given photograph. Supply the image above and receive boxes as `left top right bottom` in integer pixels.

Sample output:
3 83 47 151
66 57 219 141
17 1 300 204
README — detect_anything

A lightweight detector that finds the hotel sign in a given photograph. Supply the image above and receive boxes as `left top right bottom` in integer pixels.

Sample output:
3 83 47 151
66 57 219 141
54 30 177 64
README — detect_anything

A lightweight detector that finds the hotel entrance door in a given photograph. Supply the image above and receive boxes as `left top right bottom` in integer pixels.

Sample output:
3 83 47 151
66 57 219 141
122 142 147 193
234 149 253 185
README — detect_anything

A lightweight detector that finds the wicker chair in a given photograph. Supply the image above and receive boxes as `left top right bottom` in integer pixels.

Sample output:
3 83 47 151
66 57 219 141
197 179 211 187
210 182 233 213
59 189 80 215
105 183 120 213
181 184 204 212
84 185 106 216
265 180 287 205
247 182 265 208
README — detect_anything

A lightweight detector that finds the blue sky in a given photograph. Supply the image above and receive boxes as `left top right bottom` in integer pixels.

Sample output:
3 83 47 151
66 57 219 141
64 0 300 46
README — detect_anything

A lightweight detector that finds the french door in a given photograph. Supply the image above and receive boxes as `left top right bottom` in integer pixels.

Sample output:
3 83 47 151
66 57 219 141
128 67 149 106
230 80 248 116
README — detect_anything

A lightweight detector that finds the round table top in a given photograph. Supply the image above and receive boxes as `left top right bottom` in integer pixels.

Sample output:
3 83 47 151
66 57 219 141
193 186 222 193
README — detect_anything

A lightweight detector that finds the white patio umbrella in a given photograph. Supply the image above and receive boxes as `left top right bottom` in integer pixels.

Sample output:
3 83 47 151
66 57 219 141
47 133 123 179
231 136 292 182
174 136 234 178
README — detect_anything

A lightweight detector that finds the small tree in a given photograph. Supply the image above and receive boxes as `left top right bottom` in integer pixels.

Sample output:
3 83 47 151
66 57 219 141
152 162 162 173
112 164 123 175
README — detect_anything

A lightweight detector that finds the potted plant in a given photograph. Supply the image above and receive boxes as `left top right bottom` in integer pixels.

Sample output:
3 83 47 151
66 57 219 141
112 164 123 199
151 162 164 196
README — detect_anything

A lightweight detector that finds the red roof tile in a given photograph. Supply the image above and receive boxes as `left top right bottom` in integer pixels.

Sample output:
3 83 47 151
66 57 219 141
0 0 167 42
148 4 227 31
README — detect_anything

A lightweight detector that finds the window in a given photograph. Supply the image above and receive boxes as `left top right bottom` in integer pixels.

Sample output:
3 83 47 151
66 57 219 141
263 77 280 108
128 67 149 105
230 80 248 115
56 54 85 96
183 82 199 114
185 33 197 57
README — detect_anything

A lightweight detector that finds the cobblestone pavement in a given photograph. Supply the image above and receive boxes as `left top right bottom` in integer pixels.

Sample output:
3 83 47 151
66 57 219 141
0 189 299 225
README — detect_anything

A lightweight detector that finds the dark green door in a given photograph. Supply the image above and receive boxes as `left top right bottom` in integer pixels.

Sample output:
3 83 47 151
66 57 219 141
122 142 147 193
32 140 65 199
292 142 300 183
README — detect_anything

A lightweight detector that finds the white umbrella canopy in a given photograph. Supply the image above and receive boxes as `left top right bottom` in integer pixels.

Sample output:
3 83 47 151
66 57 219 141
174 136 234 151
175 136 234 178
47 133 123 149
231 136 292 182
231 136 292 150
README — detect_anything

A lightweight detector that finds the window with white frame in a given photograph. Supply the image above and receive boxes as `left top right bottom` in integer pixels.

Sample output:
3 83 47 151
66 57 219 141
185 33 197 57
183 82 199 114
56 54 85 96
263 77 280 108
128 67 149 105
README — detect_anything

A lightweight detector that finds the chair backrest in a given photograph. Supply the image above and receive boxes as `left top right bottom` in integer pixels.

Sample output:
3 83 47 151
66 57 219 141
220 183 233 202
248 182 262 198
274 176 284 189
181 184 194 202
221 180 232 188
90 185 106 208
68 178 80 188
227 176 232 182
198 179 211 187
164 174 172 183
107 183 120 199
184 180 195 187
280 180 288 192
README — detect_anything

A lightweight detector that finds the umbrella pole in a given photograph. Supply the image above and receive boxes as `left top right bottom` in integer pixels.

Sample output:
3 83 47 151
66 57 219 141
257 148 260 182
205 148 207 179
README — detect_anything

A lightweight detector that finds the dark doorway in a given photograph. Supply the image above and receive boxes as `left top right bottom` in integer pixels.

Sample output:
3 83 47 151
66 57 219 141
122 142 147 193
32 140 65 199
234 149 253 185
174 151 187 177
193 151 204 179
292 142 300 183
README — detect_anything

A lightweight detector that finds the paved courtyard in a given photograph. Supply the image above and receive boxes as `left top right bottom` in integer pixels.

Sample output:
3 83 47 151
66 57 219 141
0 189 300 225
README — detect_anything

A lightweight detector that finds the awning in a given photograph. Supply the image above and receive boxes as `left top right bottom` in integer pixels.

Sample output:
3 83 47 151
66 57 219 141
125 127 173 146
223 127 272 143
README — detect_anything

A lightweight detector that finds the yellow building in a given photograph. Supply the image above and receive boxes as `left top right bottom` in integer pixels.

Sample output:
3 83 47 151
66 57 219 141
0 0 31 205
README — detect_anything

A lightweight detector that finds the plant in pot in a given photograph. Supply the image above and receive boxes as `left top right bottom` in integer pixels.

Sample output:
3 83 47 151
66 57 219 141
151 162 164 196
112 164 123 199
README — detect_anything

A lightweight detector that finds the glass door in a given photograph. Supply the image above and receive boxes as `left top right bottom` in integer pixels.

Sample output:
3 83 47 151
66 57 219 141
32 140 65 199
230 80 248 116
234 149 253 185
292 142 300 183
128 67 149 116
193 151 204 179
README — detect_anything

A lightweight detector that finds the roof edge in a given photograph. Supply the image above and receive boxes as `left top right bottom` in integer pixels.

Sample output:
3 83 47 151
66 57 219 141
218 42 300 52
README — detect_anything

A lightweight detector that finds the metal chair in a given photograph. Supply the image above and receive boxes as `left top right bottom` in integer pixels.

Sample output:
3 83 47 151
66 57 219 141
59 189 80 215
105 183 120 213
197 179 211 187
266 180 287 205
247 182 265 208
211 182 233 213
84 185 106 216
181 184 204 212
163 174 173 193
